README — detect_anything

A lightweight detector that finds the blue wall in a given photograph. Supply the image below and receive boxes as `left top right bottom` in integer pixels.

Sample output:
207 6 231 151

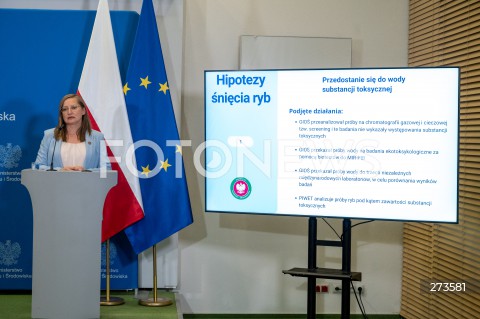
0 8 139 290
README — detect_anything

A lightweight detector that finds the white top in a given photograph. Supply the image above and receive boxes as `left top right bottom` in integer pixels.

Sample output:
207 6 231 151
61 142 86 167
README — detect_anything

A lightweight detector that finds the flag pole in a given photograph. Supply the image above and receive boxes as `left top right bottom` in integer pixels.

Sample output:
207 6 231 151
138 244 173 307
100 239 125 306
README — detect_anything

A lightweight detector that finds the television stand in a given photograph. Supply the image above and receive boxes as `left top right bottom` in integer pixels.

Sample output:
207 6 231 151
282 218 361 319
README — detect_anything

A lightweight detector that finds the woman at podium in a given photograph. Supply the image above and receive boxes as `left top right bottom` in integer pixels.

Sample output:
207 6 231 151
34 93 111 171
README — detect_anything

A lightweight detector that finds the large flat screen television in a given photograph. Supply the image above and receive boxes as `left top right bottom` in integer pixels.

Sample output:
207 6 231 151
204 67 459 223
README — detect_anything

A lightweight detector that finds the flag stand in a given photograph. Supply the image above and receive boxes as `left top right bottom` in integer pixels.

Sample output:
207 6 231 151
138 245 173 307
100 239 125 306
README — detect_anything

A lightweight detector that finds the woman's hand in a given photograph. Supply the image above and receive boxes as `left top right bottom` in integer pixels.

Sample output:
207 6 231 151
61 166 84 171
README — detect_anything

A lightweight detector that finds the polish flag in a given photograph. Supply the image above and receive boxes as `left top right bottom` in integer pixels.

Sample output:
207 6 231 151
78 0 144 241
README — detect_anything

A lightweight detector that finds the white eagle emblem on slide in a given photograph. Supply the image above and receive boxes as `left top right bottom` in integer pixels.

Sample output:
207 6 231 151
235 181 247 195
231 177 252 199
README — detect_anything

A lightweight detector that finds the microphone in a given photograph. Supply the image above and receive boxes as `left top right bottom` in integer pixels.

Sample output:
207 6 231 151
47 126 63 171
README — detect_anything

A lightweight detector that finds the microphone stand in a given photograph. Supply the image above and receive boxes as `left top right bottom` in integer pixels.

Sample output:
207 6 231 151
47 138 58 171
47 126 62 171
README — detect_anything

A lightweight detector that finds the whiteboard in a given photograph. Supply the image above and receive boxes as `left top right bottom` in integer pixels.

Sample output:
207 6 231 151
240 35 351 70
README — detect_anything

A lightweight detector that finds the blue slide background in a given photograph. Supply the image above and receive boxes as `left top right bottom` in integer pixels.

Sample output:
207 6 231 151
205 71 278 214
0 9 138 289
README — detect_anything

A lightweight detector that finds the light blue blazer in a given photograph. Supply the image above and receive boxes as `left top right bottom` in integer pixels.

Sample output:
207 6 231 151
34 128 111 171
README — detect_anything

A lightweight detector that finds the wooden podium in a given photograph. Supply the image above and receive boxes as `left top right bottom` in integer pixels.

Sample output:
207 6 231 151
21 169 117 319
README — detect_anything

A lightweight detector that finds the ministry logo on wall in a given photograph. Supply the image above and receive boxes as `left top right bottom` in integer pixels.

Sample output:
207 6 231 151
0 240 21 266
101 241 118 267
231 177 252 200
0 143 22 169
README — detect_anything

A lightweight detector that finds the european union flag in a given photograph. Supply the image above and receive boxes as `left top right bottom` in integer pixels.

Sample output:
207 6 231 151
123 0 193 254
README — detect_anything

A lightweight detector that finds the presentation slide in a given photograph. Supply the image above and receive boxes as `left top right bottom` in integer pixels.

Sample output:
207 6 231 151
204 67 459 223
